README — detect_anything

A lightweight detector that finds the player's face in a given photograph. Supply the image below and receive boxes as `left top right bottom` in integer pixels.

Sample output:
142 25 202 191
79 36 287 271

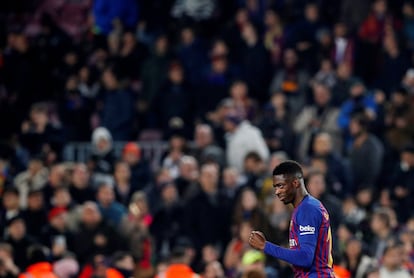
273 174 297 205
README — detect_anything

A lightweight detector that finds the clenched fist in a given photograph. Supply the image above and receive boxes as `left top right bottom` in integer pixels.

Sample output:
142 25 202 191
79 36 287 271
248 231 266 251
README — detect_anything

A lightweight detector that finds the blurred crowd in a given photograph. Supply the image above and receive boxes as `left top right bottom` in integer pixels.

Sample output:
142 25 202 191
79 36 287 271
1 0 414 277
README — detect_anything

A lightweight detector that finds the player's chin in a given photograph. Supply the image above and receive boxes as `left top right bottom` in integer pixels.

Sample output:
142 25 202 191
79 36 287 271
278 196 288 204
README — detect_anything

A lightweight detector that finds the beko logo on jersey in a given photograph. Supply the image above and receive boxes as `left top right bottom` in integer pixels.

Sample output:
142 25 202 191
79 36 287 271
299 225 316 235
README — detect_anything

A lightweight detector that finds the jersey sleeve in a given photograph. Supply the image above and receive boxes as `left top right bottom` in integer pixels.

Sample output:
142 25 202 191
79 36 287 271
263 202 322 268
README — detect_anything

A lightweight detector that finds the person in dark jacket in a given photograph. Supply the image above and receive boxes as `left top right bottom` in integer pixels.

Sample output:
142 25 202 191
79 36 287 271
183 164 232 264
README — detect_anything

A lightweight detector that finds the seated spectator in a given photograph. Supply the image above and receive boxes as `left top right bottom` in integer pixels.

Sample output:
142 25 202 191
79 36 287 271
4 215 35 270
120 142 151 191
379 243 411 278
41 207 74 259
369 208 396 261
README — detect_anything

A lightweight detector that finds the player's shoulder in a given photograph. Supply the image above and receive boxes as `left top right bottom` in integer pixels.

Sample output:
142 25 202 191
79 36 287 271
297 195 325 217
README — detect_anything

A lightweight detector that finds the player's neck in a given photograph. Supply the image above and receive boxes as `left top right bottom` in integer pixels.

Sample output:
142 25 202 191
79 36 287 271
293 190 309 208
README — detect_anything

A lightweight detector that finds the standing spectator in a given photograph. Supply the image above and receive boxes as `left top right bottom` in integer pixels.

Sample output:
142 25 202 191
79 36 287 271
388 145 414 223
228 80 258 122
293 83 341 161
117 31 149 81
113 161 134 207
331 62 354 107
357 0 398 84
269 48 310 115
263 9 285 68
369 208 395 260
305 170 343 234
96 183 127 228
139 34 170 124
176 27 207 86
41 207 74 259
239 23 271 103
184 164 232 259
337 79 378 149
150 182 185 259
120 142 151 192
257 93 296 156
197 43 239 119
19 103 64 159
92 0 138 36
59 75 92 142
331 22 355 68
288 3 325 72
375 33 410 95
174 156 199 200
42 164 66 208
69 163 95 205
308 133 349 197
120 192 153 277
98 67 135 141
21 189 48 241
232 187 275 243
144 168 173 214
72 202 125 264
190 124 224 167
348 113 384 193
150 61 195 137
223 113 269 173
88 127 115 186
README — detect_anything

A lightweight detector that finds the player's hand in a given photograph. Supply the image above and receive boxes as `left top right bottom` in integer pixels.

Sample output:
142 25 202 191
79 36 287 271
249 231 266 251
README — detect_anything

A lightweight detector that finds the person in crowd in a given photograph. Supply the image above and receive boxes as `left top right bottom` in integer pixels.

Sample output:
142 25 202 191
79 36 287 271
120 142 151 191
